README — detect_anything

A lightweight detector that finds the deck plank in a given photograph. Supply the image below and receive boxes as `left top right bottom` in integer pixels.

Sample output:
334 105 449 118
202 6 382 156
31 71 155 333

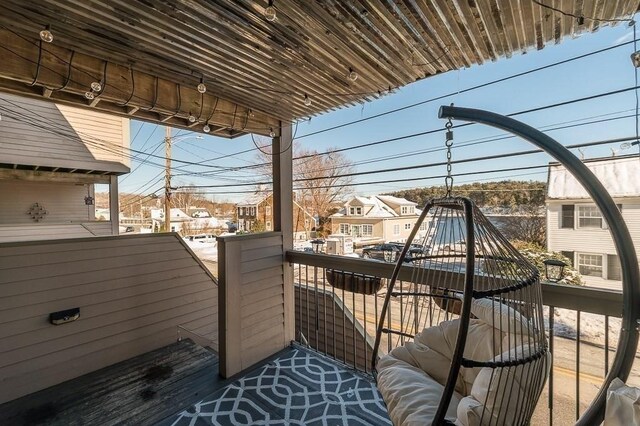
0 339 220 425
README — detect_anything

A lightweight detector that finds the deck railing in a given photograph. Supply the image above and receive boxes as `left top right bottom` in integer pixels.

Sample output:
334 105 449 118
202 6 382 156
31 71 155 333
287 250 637 425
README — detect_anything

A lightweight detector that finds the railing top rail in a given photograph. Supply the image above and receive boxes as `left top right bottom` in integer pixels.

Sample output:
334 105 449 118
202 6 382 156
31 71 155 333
286 250 623 318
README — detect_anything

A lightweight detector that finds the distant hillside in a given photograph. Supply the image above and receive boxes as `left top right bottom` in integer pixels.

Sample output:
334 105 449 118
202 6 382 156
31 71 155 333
386 180 546 209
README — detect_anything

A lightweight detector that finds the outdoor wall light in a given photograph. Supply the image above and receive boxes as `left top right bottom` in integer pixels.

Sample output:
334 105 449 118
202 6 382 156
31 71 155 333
543 258 567 282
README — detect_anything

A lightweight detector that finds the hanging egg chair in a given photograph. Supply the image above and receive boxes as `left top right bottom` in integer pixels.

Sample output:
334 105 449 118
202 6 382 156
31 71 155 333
373 196 550 425
372 106 640 426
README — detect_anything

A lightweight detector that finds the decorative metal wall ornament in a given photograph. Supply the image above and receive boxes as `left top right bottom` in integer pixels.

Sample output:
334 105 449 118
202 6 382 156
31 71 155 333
27 203 48 222
84 195 95 205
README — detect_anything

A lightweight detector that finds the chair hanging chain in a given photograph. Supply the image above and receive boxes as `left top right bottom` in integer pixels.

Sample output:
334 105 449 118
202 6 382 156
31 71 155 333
444 117 454 197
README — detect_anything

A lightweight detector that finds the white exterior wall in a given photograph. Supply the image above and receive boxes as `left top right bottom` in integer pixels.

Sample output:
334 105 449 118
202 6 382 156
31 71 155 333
0 181 112 242
382 217 419 242
0 93 130 173
546 199 640 290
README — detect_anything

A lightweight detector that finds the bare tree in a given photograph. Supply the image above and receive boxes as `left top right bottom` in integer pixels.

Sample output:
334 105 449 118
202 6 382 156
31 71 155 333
501 204 546 247
252 138 354 223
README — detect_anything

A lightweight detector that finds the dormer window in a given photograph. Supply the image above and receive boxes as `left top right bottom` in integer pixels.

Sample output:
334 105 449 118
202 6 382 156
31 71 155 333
401 206 414 215
349 206 363 216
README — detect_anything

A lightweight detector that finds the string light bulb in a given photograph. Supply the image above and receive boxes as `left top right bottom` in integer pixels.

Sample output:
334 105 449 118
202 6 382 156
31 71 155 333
203 124 211 133
303 94 311 106
84 91 95 100
188 114 197 123
265 0 276 21
269 127 276 138
348 67 358 82
39 26 53 43
90 81 102 92
197 79 207 94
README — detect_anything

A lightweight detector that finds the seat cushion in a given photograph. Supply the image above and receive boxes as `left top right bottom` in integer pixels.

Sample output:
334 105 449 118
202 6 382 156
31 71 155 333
377 353 462 425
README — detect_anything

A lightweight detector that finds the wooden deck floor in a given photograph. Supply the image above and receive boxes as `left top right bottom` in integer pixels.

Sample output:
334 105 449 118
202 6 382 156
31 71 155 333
0 339 221 425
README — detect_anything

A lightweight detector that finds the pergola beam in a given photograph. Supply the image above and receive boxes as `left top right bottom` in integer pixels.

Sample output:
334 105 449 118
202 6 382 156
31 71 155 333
0 29 279 137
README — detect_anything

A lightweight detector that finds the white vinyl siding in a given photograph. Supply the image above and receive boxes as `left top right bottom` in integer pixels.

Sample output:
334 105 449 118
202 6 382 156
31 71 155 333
0 234 218 403
0 93 129 173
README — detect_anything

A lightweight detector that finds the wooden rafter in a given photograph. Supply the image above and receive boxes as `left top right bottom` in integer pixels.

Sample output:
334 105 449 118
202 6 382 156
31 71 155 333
0 0 637 134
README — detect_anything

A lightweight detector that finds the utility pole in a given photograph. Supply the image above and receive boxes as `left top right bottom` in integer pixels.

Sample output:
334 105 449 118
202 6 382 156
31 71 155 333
164 126 172 232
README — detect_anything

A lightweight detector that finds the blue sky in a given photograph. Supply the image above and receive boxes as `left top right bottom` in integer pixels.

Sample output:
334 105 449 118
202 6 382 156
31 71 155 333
120 19 639 203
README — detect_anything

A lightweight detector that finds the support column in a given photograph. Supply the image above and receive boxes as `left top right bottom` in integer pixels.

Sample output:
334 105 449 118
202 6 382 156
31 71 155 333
109 175 119 235
272 122 294 345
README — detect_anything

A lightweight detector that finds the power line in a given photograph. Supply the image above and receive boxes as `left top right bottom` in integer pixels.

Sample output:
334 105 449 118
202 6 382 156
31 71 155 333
295 38 640 139
176 135 636 190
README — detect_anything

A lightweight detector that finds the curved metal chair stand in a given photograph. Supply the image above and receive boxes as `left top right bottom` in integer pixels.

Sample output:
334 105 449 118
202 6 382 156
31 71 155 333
440 106 640 425
371 106 639 425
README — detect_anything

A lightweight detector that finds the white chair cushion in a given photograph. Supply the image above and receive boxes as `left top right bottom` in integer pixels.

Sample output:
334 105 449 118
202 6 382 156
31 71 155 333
377 353 462 425
469 297 534 336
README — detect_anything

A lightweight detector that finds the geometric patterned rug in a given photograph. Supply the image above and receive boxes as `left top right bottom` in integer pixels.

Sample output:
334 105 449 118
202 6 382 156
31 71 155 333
169 347 392 425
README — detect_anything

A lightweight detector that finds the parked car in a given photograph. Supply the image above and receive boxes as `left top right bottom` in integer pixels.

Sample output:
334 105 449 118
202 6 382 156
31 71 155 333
361 243 425 263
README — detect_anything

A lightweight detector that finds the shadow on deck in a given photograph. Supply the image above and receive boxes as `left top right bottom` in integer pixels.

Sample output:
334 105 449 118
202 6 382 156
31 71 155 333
0 339 220 425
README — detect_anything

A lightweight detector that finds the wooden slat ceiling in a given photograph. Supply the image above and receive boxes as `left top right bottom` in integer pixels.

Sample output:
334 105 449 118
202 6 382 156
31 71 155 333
0 0 638 137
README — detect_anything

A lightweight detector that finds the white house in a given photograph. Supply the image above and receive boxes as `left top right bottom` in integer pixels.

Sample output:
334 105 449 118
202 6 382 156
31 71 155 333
546 155 640 290
330 195 424 243
150 208 193 233
0 93 129 242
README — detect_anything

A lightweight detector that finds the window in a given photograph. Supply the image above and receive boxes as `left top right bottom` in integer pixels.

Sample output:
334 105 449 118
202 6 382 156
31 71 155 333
561 251 575 267
419 221 429 231
266 206 271 216
404 223 412 230
250 207 256 216
578 205 603 229
339 223 350 234
578 253 603 277
362 224 373 236
561 205 574 229
401 206 414 215
608 255 622 281
349 206 363 216
393 224 400 235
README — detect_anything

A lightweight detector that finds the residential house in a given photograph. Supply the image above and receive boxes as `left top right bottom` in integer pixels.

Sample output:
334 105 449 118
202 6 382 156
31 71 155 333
329 195 423 242
0 94 129 242
236 194 316 239
150 207 193 234
546 155 640 290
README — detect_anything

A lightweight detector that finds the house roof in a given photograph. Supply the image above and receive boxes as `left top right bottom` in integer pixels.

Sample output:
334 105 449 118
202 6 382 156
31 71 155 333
236 194 270 207
377 195 417 207
0 1 636 136
333 195 418 218
547 155 640 199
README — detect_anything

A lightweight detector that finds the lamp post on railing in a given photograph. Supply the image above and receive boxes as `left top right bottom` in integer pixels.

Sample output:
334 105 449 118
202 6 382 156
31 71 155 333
164 127 203 232
544 259 567 283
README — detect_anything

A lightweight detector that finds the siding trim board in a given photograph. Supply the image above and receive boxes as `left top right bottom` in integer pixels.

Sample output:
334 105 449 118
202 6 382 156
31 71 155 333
0 233 218 404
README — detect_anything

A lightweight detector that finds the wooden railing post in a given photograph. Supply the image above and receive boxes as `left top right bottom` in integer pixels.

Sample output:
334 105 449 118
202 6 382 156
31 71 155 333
218 233 287 378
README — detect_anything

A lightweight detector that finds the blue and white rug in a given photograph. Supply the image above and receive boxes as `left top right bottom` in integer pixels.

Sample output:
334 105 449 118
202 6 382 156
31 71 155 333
170 348 391 425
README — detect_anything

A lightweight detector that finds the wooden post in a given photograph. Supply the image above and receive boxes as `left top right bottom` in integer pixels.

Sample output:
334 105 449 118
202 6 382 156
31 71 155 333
272 122 294 345
164 126 172 232
109 175 119 235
